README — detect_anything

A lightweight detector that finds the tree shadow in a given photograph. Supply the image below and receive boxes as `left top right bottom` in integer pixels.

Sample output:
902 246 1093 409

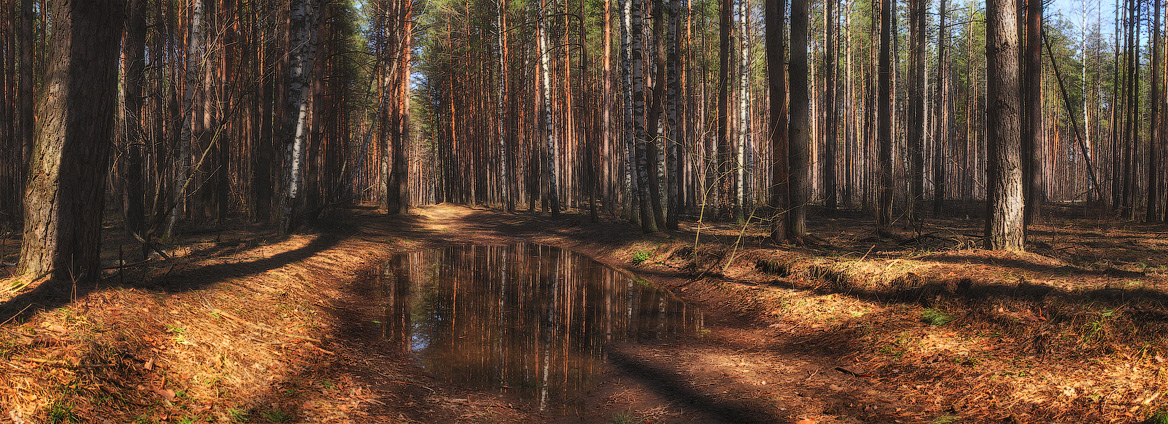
0 228 346 325
605 347 790 423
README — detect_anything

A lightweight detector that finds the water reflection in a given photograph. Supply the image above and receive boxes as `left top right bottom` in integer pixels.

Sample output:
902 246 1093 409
378 243 703 411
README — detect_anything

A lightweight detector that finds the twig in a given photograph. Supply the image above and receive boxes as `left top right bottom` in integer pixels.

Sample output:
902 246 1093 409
0 304 34 327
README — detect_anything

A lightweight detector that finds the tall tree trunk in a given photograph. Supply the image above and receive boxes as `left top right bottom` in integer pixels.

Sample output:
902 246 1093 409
646 0 667 228
735 0 750 223
823 0 837 209
932 0 948 216
607 0 616 216
387 0 411 215
788 0 809 238
876 0 892 229
20 0 125 282
908 0 925 224
18 0 33 188
1147 0 1161 222
538 0 561 216
985 0 1024 250
716 0 731 218
165 0 205 239
766 0 789 242
122 0 148 258
498 0 515 212
279 0 319 233
631 0 656 230
1023 0 1043 226
665 0 683 229
621 0 639 223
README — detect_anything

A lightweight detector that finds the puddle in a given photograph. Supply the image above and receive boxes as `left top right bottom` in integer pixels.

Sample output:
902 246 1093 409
376 243 703 411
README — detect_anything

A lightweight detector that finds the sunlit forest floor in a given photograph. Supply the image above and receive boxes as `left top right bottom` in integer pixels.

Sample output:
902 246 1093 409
0 202 1166 423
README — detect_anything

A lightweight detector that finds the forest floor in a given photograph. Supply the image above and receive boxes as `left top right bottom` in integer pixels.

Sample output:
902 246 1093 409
0 202 1167 423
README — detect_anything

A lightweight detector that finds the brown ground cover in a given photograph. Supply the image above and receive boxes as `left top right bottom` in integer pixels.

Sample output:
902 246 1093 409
0 203 1166 423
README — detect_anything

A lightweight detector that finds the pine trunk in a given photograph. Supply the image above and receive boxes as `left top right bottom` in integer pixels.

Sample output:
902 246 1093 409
985 0 1024 250
788 0 809 238
766 0 789 242
20 0 125 282
876 0 892 229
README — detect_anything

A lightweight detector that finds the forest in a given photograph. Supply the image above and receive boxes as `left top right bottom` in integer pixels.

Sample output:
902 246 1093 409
0 0 1166 422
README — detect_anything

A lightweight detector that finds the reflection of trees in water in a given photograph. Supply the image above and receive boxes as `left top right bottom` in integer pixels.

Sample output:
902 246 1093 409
377 243 703 410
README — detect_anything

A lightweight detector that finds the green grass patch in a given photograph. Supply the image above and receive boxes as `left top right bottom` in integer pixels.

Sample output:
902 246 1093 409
630 249 652 265
47 400 79 424
921 308 954 326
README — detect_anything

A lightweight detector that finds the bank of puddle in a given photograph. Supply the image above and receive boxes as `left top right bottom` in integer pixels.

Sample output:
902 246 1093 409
373 243 703 413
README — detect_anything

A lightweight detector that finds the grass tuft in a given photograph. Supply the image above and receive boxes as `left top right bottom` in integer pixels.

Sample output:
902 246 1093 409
921 308 954 326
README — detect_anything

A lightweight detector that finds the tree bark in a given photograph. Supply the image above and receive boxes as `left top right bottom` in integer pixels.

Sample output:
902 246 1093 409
122 0 148 258
387 0 411 215
876 0 892 229
538 0 561 217
788 0 809 238
716 0 731 218
1147 0 1161 222
20 0 125 282
823 0 837 210
766 0 789 242
1023 0 1043 226
19 0 33 186
279 0 319 233
909 0 925 223
932 0 949 216
985 0 1024 250
631 0 656 231
165 0 204 239
665 0 683 229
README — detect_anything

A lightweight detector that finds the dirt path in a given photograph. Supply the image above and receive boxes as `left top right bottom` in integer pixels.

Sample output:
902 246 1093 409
1 203 1166 423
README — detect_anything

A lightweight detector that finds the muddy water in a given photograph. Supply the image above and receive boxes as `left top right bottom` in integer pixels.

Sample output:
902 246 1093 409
376 243 703 411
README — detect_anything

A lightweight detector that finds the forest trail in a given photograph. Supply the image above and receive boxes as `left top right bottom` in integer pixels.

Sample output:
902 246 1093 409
1 204 1167 423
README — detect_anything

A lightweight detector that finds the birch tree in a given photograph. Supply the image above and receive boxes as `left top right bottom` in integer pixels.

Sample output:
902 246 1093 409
279 0 320 233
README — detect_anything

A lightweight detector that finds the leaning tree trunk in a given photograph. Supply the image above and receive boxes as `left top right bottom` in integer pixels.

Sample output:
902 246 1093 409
985 0 1024 250
279 0 319 234
20 0 125 282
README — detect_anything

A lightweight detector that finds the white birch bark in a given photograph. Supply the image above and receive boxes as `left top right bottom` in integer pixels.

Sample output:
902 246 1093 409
736 0 751 213
538 0 560 215
279 0 319 233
